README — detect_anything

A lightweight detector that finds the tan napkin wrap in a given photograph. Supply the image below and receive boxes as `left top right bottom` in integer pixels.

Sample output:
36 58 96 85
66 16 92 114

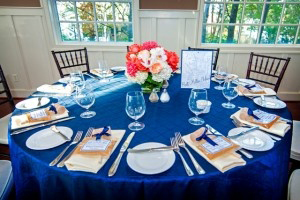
237 85 266 95
190 128 240 160
231 108 291 137
11 104 69 130
65 129 125 173
239 108 280 129
236 86 276 97
183 134 246 173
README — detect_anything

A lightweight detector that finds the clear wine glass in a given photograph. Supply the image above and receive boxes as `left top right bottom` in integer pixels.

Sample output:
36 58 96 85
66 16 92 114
125 91 146 131
74 87 96 118
222 81 239 109
98 60 110 83
188 89 208 125
70 71 85 91
214 65 226 90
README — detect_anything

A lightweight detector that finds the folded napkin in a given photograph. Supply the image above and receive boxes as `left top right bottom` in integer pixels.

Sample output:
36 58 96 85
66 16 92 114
11 104 69 130
183 134 246 173
90 69 114 78
236 85 276 96
65 129 125 173
37 84 73 95
231 108 291 137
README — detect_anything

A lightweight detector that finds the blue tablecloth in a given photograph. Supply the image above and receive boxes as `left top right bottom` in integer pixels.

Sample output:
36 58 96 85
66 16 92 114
8 73 293 200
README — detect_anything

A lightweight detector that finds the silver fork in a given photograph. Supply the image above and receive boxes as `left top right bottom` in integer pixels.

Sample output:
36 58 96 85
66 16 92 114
57 127 94 167
232 116 281 141
175 132 205 175
170 137 194 176
49 131 83 166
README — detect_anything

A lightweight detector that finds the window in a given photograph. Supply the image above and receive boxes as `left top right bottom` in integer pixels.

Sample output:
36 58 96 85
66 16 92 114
53 0 133 43
202 0 300 45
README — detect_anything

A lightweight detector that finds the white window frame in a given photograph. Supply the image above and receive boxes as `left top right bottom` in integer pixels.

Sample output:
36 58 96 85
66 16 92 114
48 0 134 46
199 0 300 46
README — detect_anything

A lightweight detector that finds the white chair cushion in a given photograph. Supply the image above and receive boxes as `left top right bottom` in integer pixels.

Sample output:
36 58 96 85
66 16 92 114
288 169 300 200
291 121 300 159
0 160 13 200
0 113 11 145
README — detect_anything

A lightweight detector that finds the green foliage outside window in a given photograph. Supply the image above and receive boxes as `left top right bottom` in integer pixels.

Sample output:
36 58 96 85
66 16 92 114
202 0 300 44
56 1 133 43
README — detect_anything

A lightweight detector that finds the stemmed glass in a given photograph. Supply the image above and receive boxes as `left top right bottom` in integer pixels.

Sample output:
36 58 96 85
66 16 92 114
222 81 239 109
98 60 110 83
214 65 226 90
70 71 85 91
188 89 208 125
125 91 146 131
74 87 96 118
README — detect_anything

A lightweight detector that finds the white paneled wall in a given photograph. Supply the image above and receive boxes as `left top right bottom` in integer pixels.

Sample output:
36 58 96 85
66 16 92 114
0 2 300 100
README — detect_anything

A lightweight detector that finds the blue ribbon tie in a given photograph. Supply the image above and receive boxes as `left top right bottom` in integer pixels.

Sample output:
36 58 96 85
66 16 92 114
244 85 256 90
196 128 218 146
49 105 58 114
247 108 260 120
94 126 111 140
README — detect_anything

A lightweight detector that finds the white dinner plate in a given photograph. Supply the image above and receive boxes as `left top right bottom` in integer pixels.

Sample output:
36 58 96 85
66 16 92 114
111 66 126 72
253 97 286 109
228 127 274 151
233 78 256 87
16 97 50 110
26 126 73 150
127 142 175 175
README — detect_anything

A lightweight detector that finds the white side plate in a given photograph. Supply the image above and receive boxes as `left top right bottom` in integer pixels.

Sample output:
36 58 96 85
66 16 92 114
16 97 50 110
228 127 274 151
26 126 73 150
127 142 175 175
253 97 286 109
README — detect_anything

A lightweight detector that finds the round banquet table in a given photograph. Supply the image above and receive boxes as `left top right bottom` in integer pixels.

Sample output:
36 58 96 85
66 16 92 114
8 73 293 200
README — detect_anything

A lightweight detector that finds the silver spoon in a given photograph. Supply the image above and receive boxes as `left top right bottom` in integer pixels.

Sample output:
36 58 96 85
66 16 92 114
50 125 71 141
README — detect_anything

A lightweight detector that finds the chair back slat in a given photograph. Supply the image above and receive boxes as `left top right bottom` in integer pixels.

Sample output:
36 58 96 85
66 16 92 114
187 47 220 70
64 52 71 66
269 59 275 75
0 65 15 111
246 52 290 92
52 47 90 78
273 60 281 76
254 56 259 71
264 58 269 74
75 51 79 65
59 53 65 67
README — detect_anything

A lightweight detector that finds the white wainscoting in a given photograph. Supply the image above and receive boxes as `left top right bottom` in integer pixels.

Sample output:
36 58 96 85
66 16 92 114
0 3 299 100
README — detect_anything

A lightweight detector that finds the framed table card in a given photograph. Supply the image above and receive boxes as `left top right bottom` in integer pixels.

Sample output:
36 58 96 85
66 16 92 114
181 50 213 89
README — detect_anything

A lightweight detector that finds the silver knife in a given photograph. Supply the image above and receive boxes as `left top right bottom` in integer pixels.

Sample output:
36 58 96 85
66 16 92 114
127 146 173 153
227 126 259 140
205 124 253 159
10 116 76 135
108 132 135 177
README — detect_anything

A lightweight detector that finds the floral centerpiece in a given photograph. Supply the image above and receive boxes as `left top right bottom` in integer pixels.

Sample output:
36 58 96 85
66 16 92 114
125 41 179 93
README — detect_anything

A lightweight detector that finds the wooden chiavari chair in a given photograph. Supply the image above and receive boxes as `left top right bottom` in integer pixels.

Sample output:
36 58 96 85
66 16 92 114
51 47 90 78
246 52 290 92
